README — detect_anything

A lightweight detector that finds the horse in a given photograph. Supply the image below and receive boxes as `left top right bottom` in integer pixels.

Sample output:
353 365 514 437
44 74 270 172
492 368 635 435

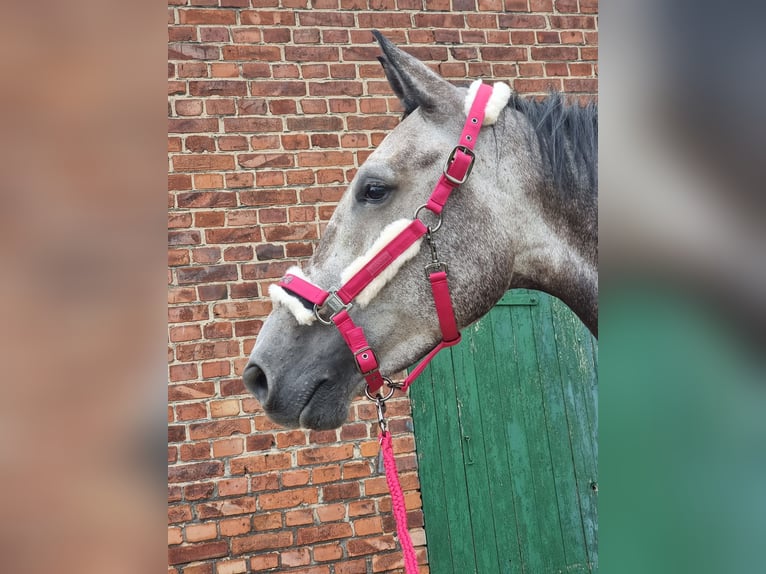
243 32 597 430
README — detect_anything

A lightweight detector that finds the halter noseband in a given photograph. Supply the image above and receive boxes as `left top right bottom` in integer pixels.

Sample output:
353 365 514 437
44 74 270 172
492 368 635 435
271 81 502 396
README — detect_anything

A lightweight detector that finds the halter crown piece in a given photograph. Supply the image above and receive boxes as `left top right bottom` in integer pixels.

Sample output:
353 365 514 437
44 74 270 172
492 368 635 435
269 81 509 574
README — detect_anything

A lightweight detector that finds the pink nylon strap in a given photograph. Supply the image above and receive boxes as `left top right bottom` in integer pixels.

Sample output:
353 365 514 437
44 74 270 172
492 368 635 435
337 219 427 304
380 431 419 574
424 82 493 214
429 270 460 344
278 273 329 306
397 270 461 391
332 310 386 392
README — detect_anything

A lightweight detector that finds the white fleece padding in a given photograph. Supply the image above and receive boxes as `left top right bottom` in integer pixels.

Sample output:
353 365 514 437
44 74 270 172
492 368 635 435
268 265 317 325
340 218 424 308
463 79 512 126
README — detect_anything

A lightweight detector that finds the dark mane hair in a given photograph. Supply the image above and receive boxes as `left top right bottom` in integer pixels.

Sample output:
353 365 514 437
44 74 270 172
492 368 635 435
508 92 598 201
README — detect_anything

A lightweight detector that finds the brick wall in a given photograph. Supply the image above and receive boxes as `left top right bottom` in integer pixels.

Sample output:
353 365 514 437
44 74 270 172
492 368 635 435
168 1 597 573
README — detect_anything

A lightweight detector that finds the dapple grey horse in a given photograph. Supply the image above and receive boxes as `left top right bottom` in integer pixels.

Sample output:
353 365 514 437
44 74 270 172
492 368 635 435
244 32 597 430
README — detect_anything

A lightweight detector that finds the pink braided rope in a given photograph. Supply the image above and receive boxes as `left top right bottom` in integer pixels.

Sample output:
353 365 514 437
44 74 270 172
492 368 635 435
379 431 419 574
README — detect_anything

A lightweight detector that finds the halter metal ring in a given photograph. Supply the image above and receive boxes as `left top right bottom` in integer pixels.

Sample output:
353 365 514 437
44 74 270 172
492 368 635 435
364 379 396 402
414 204 443 233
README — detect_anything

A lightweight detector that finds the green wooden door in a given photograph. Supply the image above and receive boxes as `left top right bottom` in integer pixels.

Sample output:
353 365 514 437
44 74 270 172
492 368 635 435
410 290 598 573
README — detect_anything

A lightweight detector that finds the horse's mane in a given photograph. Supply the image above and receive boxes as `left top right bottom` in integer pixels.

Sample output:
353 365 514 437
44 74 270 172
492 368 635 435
508 92 598 201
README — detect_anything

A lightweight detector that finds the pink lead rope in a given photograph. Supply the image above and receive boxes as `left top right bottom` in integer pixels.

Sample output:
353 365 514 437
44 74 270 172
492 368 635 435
277 82 495 574
380 430 420 573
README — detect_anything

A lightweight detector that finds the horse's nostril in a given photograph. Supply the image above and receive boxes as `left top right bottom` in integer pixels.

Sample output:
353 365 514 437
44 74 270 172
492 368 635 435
242 362 268 402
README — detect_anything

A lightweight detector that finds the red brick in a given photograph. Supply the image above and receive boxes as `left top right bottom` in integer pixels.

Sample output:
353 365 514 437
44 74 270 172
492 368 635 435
168 461 224 483
240 261 293 280
169 230 201 246
245 433 275 451
193 173 224 190
498 14 546 28
316 503 346 522
219 517 251 537
281 469 311 487
250 81 306 97
168 43 220 61
213 301 271 318
197 496 257 519
218 135 248 151
175 402 207 421
176 264 237 285
259 487 318 510
181 563 214 574
168 426 186 443
168 249 190 267
205 227 260 244
178 9 236 24
297 444 354 466
180 442 210 461
286 243 314 258
173 155 235 172
314 543 343 561
297 11 354 27
168 541 228 565
206 99 236 115
296 522 353 545
230 453 292 474
179 253 215 274
549 15 597 29
334 559 367 574
252 511 283 532
189 418 250 440
240 10 295 25
347 534 397 557
201 360 230 378
168 504 192 523
168 382 215 401
223 118 283 133
238 153 293 169
169 363 198 382
249 554 279 571
189 80 247 97
281 547 311 567
177 192 237 208
223 245 252 261
230 531 293 554
322 481 360 501
251 473 280 492
285 508 314 526
285 116 343 132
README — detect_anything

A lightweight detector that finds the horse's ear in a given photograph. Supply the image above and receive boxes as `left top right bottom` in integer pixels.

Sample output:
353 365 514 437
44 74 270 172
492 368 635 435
373 30 460 118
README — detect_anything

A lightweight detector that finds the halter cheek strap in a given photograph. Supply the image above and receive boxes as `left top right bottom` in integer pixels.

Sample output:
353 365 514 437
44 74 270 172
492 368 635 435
273 81 498 393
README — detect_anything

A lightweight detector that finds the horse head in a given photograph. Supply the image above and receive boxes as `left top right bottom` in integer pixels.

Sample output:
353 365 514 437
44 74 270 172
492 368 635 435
244 32 598 429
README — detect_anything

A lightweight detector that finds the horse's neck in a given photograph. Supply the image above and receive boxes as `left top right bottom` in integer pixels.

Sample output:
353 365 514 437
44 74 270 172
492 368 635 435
499 105 598 336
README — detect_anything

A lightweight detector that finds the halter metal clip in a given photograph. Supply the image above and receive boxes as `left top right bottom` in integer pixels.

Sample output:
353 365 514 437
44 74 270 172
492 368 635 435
314 292 351 325
424 230 448 276
443 145 476 186
365 383 395 434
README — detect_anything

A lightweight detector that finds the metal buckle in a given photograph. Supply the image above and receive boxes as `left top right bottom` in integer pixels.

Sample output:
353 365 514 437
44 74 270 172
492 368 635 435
443 145 476 186
313 292 351 325
353 346 377 375
425 261 448 276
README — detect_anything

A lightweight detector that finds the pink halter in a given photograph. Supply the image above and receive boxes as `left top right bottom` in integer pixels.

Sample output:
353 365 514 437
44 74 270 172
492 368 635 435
275 82 494 396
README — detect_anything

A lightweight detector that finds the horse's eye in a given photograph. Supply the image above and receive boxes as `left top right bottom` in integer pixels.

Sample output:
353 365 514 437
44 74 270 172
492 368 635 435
362 182 390 203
